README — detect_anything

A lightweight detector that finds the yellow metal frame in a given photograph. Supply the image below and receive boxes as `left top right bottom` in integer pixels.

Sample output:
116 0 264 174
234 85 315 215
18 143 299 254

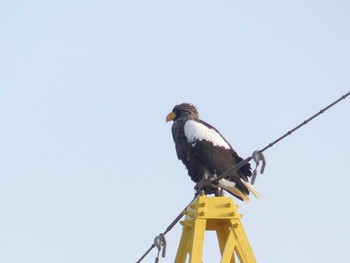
175 195 256 263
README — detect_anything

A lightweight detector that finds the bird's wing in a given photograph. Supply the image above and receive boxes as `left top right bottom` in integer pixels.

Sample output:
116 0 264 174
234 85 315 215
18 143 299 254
184 119 250 176
183 119 252 194
184 119 231 150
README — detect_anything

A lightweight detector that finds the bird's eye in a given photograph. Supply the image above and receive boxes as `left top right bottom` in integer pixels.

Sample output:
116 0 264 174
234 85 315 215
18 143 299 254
173 109 181 119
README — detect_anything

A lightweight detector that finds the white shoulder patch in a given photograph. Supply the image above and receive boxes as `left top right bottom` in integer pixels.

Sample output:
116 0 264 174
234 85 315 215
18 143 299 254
184 120 230 149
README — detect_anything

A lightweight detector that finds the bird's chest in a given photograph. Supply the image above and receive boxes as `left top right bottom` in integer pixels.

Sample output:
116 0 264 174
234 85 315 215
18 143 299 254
172 122 192 161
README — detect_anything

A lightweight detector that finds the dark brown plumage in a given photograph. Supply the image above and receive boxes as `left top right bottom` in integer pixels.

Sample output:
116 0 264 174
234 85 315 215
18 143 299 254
166 103 261 202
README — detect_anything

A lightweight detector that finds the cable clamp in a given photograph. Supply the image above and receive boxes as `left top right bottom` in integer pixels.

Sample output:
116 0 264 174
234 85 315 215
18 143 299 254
251 151 266 185
154 233 166 263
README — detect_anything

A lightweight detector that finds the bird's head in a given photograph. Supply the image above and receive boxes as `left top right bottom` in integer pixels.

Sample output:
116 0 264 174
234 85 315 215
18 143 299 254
166 103 199 123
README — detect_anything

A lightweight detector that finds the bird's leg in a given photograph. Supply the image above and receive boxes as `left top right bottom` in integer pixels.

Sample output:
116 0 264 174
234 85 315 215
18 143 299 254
214 187 224 196
196 171 218 196
212 170 224 196
194 185 206 196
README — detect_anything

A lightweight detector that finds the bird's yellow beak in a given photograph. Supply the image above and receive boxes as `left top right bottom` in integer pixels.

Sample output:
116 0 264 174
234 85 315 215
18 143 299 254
166 112 176 122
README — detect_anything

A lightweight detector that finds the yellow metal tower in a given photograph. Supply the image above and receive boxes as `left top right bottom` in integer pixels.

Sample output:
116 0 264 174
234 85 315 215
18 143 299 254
175 195 256 263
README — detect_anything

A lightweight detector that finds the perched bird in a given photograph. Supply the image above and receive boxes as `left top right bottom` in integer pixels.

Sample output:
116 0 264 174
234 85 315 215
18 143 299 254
166 103 262 202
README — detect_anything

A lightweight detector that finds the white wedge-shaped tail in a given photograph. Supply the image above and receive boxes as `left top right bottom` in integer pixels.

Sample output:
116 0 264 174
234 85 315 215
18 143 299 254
218 179 250 203
218 178 264 203
240 179 264 199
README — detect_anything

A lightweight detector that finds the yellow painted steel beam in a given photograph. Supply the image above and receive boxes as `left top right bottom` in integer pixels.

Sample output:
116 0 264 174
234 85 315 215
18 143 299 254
174 195 256 263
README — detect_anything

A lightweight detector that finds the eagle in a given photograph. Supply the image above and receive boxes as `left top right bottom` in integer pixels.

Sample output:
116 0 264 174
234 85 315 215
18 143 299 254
166 103 262 202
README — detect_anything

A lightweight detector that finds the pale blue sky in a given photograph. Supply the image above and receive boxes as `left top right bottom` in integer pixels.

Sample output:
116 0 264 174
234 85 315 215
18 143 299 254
1 1 349 262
